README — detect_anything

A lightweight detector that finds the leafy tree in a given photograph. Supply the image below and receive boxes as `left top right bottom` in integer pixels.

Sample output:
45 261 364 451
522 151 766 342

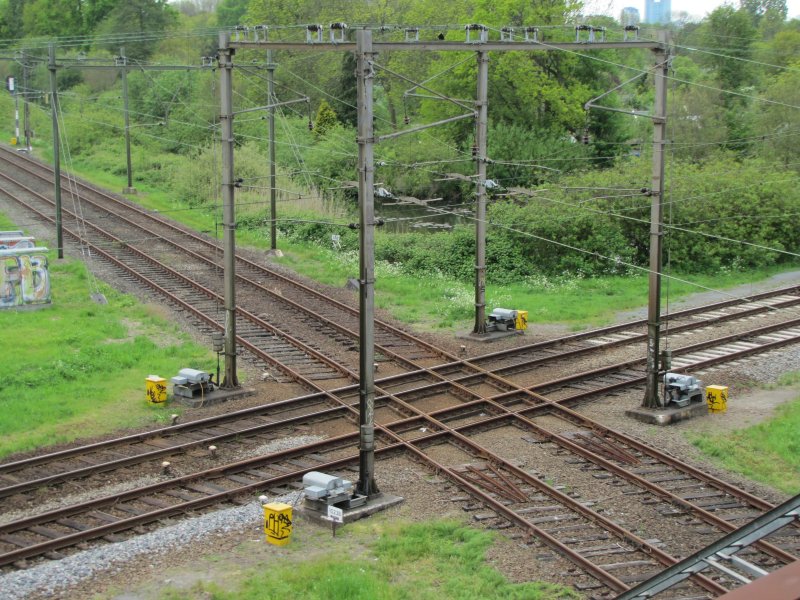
83 0 117 32
700 6 758 90
93 0 178 60
757 27 800 67
216 0 248 27
313 100 339 138
754 61 800 166
334 51 357 127
21 0 84 38
0 0 25 43
740 0 787 25
487 122 591 187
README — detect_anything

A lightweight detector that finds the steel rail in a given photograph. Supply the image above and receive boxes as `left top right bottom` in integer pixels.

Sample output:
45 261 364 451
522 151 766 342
0 391 724 596
3 150 796 592
0 180 374 389
380 339 800 565
0 441 400 567
470 295 800 376
0 173 413 385
465 283 800 366
2 178 797 543
0 340 788 588
6 149 800 414
0 224 796 540
0 378 654 595
0 280 732 597
0 147 455 364
6 146 799 380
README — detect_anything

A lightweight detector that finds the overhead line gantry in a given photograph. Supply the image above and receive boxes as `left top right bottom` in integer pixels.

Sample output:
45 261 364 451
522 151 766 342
221 25 667 496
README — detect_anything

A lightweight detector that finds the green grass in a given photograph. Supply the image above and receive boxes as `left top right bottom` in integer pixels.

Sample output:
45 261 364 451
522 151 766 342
691 382 800 494
0 227 215 457
158 520 577 600
270 238 799 330
254 225 800 331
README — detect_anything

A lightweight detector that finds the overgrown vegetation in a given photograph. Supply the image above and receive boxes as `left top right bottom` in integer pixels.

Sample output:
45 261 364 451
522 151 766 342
0 225 214 458
159 520 578 600
0 4 798 325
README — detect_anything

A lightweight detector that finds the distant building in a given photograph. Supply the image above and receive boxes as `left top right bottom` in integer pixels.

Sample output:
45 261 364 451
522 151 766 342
645 0 671 24
620 6 641 26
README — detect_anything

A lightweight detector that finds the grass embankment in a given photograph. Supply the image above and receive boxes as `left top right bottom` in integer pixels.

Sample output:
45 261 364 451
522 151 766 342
0 215 214 457
691 372 800 495
240 234 797 330
159 520 577 600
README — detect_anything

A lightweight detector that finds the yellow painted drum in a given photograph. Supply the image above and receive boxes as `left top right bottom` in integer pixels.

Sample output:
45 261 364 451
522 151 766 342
263 502 293 546
145 375 167 405
706 385 728 413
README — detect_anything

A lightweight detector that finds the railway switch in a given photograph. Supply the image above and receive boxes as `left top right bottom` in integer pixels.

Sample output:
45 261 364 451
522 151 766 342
663 373 703 408
487 308 528 332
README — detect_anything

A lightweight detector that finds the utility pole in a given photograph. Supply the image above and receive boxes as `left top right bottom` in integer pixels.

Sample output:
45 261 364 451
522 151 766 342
48 43 63 259
12 75 20 145
356 29 379 498
218 32 239 388
120 47 136 194
642 33 669 409
22 50 31 151
473 50 489 334
267 50 277 251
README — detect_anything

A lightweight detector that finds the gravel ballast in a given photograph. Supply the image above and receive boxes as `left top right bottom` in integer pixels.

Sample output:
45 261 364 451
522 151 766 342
0 493 301 600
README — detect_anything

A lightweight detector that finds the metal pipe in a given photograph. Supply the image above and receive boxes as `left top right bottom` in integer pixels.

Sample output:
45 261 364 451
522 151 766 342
376 112 474 142
22 50 31 151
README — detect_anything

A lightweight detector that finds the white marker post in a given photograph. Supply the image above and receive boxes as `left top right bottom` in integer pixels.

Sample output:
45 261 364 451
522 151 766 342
326 504 344 537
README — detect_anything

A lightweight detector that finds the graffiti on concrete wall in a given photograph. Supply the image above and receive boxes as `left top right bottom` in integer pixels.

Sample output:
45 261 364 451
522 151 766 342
0 233 35 250
0 246 51 308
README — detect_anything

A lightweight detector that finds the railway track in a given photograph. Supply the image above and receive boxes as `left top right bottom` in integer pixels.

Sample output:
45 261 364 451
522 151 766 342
1 147 798 596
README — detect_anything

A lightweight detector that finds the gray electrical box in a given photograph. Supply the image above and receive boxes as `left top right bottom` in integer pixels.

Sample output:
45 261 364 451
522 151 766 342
302 471 366 510
302 471 354 505
664 373 703 408
171 368 213 398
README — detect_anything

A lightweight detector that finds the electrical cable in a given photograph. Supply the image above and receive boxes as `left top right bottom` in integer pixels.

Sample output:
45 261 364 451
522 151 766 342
667 41 800 73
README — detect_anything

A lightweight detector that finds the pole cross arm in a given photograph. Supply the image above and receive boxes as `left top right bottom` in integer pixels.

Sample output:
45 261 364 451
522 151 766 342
375 61 475 113
230 41 663 52
232 96 309 116
584 103 654 119
57 62 210 71
376 112 475 142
